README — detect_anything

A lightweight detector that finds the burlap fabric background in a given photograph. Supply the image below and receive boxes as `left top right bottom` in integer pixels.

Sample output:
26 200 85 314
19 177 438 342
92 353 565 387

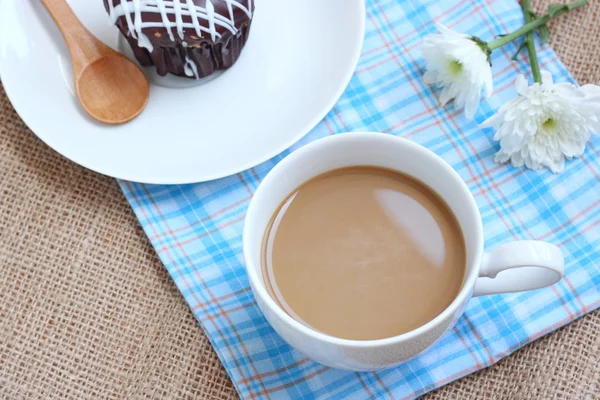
1 1 599 398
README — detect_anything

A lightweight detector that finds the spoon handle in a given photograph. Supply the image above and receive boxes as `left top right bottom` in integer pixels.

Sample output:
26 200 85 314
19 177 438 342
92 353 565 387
40 0 111 73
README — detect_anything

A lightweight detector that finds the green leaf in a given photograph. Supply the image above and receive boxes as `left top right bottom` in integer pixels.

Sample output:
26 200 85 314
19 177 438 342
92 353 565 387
548 3 567 17
547 1 583 17
512 41 527 61
545 1 588 19
538 23 550 45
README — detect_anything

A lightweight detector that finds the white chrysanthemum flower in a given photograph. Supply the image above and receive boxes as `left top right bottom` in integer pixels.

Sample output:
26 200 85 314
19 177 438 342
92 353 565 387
421 22 493 120
481 71 600 173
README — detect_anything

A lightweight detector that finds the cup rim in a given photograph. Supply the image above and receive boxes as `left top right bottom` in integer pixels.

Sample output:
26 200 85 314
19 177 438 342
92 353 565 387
243 132 483 348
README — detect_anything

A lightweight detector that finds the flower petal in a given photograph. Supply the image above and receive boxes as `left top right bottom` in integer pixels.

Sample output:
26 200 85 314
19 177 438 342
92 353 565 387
541 70 554 85
515 74 528 95
420 24 491 119
484 72 595 173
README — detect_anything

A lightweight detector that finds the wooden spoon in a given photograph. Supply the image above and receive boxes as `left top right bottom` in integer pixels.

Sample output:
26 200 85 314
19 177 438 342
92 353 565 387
41 0 149 124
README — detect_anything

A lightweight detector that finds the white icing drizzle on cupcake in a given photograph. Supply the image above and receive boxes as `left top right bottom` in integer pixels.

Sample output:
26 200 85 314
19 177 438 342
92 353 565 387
184 55 200 79
107 0 252 52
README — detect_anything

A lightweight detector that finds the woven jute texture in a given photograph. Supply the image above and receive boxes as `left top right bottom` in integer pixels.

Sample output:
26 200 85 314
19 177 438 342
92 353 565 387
1 1 599 398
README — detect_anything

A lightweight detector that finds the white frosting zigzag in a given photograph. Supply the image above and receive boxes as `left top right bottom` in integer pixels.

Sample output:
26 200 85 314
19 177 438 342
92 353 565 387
107 0 253 52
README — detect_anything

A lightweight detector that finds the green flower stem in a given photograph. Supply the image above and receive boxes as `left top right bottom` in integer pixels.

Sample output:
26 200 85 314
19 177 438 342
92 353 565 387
523 0 542 83
487 0 587 51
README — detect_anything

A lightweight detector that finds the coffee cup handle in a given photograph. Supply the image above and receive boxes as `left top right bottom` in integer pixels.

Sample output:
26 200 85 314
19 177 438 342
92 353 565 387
473 241 564 297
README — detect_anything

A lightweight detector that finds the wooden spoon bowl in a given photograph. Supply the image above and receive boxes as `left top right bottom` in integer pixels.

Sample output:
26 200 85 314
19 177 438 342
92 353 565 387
41 0 149 125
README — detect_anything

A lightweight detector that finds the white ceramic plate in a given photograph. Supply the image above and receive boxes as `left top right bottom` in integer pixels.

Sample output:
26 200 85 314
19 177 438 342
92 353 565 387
0 0 364 184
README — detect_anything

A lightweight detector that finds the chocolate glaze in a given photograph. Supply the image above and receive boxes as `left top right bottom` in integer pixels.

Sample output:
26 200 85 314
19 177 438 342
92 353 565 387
104 0 254 79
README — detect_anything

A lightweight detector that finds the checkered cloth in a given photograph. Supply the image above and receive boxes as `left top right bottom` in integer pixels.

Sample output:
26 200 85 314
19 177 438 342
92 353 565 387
119 0 600 398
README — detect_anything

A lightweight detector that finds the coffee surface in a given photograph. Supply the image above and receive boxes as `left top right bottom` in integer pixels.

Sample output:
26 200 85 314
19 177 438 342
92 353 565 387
262 167 465 340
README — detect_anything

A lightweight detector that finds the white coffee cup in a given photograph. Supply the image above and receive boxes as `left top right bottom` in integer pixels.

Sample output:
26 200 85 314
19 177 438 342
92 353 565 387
243 132 564 371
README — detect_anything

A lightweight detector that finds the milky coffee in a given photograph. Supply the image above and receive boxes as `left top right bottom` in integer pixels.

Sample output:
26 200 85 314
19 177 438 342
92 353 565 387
262 166 466 340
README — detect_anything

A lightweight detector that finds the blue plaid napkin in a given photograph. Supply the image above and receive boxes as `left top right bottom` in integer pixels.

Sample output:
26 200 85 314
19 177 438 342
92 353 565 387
119 0 600 398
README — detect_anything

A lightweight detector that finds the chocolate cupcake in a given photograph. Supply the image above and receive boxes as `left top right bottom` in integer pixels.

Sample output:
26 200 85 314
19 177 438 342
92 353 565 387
104 0 254 79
